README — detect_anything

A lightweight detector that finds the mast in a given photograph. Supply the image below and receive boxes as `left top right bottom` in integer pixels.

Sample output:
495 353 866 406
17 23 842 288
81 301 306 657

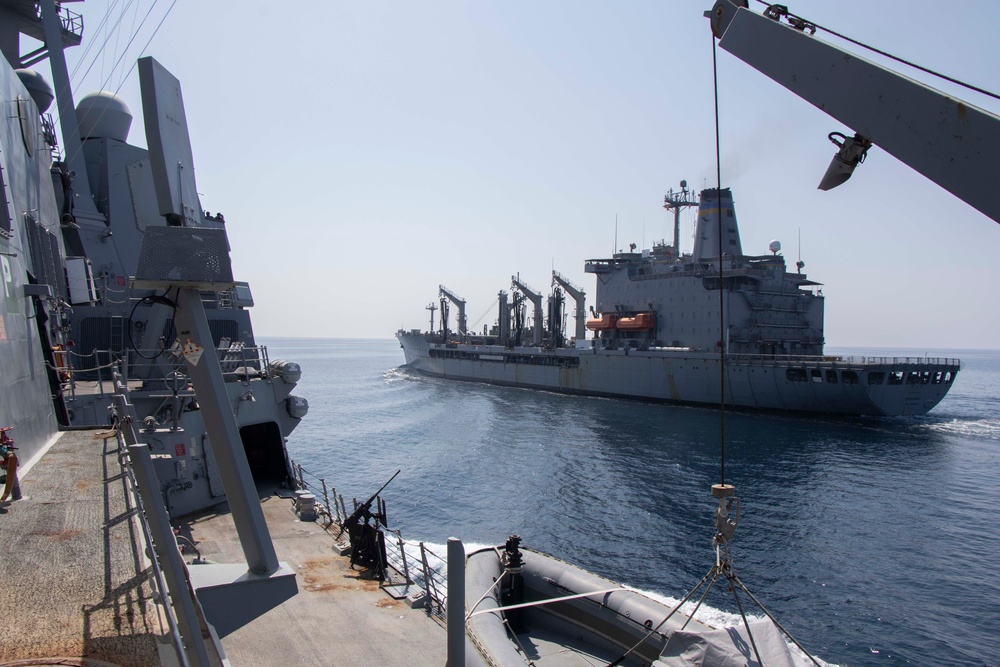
36 0 104 225
663 179 699 254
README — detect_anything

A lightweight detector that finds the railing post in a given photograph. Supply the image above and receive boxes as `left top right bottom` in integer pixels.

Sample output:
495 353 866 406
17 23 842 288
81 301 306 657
420 543 435 607
320 479 331 521
446 537 465 666
338 494 348 524
397 533 410 584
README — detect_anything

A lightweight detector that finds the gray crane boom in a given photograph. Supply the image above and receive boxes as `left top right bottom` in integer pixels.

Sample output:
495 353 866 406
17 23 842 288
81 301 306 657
511 275 544 347
552 270 587 343
708 0 1000 224
438 285 467 336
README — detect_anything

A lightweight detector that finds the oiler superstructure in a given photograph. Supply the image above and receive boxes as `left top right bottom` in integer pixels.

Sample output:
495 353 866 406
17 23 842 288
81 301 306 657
398 186 959 416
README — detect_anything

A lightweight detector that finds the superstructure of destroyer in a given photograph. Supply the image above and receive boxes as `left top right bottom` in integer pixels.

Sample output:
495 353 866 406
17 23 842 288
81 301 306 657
0 0 308 521
398 184 960 416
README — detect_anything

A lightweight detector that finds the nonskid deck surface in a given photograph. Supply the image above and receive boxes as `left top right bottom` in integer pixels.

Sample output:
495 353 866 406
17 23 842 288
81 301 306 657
178 489 448 666
0 430 163 666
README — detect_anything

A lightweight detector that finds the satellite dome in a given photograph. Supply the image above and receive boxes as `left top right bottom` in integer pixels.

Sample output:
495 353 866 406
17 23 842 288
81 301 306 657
768 240 781 254
14 69 54 113
76 92 132 142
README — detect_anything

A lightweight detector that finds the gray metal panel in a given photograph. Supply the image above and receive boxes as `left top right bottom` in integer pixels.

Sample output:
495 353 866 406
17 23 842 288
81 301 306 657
132 226 235 290
718 6 1000 223
137 57 201 225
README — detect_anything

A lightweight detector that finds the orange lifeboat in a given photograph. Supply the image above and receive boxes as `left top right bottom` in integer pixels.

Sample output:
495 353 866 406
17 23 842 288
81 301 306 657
585 313 618 331
616 312 654 331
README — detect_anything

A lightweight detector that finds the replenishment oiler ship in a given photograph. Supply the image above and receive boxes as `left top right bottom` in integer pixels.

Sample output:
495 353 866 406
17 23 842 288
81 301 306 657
398 185 960 416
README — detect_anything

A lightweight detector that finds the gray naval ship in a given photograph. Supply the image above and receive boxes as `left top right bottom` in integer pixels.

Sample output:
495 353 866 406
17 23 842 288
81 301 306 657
398 185 960 416
0 0 308 516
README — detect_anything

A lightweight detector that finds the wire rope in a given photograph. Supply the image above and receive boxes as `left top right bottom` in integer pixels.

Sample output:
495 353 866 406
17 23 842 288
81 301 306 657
711 30 727 486
753 0 1000 102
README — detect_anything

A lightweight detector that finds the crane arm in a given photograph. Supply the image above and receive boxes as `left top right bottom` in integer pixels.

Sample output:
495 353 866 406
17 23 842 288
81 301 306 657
551 270 585 303
552 270 587 342
510 276 542 305
511 276 544 346
708 0 1000 224
438 284 467 335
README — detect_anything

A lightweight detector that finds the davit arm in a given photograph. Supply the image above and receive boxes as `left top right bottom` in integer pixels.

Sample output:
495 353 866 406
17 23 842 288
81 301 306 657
708 0 1000 224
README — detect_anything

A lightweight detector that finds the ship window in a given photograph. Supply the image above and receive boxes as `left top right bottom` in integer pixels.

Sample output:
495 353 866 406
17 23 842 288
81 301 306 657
888 371 904 385
810 369 823 383
841 371 859 384
826 370 839 384
867 372 885 385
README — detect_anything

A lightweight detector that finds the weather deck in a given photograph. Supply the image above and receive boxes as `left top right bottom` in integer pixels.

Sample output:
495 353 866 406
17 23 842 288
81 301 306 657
0 429 165 666
178 487 448 665
1 429 447 666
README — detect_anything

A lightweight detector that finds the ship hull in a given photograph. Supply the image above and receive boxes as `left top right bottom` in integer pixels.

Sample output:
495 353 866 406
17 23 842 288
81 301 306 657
397 331 958 416
0 59 61 467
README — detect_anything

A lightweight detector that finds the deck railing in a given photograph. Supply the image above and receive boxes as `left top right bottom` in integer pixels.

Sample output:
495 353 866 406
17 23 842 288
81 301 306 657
112 390 194 666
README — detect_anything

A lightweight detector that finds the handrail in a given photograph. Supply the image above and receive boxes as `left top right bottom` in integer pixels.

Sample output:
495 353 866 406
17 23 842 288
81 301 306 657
113 423 191 666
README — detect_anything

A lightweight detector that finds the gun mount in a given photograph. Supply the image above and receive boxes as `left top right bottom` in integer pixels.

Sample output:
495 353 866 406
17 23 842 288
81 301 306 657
339 470 400 580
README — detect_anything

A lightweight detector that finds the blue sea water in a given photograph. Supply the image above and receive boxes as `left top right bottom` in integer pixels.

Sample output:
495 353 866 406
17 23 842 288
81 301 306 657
265 338 1000 667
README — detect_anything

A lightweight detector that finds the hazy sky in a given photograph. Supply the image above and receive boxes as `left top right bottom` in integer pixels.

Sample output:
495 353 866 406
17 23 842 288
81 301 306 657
60 1 1000 349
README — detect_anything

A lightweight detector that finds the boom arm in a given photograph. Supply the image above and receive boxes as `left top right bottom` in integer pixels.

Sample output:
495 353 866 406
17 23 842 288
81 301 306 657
511 275 544 346
552 270 587 342
709 0 1000 224
438 285 467 336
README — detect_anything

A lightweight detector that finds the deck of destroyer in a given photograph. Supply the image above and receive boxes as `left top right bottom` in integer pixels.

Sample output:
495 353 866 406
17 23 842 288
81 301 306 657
0 429 446 666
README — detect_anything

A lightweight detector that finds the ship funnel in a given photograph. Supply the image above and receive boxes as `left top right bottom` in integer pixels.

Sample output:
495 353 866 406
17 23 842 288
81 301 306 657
693 187 742 260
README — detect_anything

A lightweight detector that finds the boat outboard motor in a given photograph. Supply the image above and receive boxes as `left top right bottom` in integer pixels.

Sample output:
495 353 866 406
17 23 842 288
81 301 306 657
500 534 525 633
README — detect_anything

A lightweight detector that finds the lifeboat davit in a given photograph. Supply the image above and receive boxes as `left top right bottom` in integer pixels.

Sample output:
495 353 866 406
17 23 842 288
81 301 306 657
585 313 618 331
616 312 654 331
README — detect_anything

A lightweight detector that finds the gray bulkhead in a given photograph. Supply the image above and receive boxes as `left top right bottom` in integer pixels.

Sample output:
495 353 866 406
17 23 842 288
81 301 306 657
0 62 62 463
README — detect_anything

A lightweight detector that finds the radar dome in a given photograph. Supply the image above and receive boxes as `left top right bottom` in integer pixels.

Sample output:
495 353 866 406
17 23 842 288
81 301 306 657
76 92 132 142
14 69 54 113
768 240 781 254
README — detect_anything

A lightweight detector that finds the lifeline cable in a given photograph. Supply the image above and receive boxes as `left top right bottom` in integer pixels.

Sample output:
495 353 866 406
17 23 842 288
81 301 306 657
711 27 726 487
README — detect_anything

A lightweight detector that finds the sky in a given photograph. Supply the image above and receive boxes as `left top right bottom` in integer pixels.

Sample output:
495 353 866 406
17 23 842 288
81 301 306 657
54 0 1000 349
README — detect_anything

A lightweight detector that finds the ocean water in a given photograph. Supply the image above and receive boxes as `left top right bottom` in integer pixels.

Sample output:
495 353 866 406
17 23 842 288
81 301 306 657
265 338 1000 667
